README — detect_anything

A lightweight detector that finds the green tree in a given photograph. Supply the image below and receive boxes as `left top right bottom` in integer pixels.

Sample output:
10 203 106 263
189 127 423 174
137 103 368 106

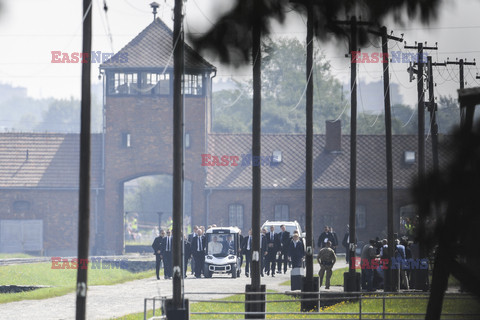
212 81 252 132
35 98 81 132
34 95 102 133
212 37 346 133
436 95 461 134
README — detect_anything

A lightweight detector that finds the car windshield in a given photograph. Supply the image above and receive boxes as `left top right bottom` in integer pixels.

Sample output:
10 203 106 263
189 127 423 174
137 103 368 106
206 233 236 256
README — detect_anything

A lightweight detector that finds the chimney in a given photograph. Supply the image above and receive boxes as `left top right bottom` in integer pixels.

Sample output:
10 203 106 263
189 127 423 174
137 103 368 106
325 120 342 153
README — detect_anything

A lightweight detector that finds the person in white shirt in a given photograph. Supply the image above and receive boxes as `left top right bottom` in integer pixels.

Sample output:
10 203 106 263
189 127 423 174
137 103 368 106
208 235 223 255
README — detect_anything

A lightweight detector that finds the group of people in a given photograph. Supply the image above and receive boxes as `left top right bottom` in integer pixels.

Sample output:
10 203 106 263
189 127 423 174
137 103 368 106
242 225 305 278
152 225 220 279
360 236 415 291
152 224 310 280
152 224 340 289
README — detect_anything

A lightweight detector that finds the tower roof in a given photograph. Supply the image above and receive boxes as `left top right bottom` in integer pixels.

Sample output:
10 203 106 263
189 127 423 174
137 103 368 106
100 18 215 72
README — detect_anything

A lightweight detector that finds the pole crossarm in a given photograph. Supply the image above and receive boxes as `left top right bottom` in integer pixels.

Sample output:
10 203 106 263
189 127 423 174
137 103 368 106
404 42 438 51
446 59 476 66
367 28 403 42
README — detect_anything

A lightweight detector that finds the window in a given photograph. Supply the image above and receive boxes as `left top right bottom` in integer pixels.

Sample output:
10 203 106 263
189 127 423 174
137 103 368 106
228 204 244 229
404 151 415 165
121 132 131 148
274 204 289 220
185 133 190 148
183 74 203 95
356 205 366 229
13 201 30 213
140 72 170 95
271 150 282 164
107 72 171 96
108 72 138 95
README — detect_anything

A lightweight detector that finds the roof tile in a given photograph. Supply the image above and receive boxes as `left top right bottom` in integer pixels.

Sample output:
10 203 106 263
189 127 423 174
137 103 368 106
100 18 215 71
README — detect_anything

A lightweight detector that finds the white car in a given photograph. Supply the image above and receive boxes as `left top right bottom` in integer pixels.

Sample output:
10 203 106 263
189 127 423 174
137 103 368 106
261 220 305 238
203 227 242 278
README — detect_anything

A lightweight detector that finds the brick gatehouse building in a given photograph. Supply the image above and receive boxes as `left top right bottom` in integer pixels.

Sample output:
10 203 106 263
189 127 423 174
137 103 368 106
0 18 445 255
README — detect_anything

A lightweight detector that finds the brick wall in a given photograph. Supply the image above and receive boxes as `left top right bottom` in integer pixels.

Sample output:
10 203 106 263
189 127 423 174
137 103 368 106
0 189 102 256
103 94 208 254
207 187 414 251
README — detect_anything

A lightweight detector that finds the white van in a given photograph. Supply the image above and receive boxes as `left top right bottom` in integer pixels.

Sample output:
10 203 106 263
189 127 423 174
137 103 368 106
261 220 305 239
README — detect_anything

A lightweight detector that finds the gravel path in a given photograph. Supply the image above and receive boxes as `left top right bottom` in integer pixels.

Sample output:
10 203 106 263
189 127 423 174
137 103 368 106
0 259 348 320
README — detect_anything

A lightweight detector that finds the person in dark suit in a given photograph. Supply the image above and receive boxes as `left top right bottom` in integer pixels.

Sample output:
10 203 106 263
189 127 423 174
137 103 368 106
317 226 336 249
261 228 267 276
277 224 291 274
190 228 206 278
161 229 173 279
262 230 268 276
288 230 305 268
241 229 254 277
265 225 279 277
152 229 165 280
237 228 244 272
188 226 198 275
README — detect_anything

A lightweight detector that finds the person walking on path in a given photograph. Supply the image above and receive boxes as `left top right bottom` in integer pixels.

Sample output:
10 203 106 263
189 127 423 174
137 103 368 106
191 228 206 278
242 229 253 277
361 239 379 291
265 225 279 277
317 241 336 289
288 231 305 268
317 226 335 249
277 224 291 274
152 229 165 280
160 229 173 279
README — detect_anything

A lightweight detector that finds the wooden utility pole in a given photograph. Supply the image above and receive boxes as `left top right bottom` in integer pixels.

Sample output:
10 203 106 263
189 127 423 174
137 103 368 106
245 0 266 317
299 0 319 311
446 58 476 126
426 57 447 174
348 17 358 292
368 26 403 292
76 0 92 319
331 16 373 292
405 41 438 291
166 0 187 318
333 16 369 292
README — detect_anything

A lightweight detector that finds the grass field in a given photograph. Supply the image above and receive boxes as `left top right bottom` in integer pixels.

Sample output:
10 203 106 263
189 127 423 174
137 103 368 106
0 261 156 304
113 268 479 319
112 291 480 319
279 267 346 287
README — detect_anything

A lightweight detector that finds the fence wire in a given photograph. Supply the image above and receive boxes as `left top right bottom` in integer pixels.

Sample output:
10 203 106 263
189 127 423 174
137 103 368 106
144 291 480 320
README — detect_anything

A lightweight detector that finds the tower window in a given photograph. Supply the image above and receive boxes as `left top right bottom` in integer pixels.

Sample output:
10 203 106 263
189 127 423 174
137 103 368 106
185 133 191 148
140 72 170 95
108 72 138 95
183 74 203 96
122 132 131 148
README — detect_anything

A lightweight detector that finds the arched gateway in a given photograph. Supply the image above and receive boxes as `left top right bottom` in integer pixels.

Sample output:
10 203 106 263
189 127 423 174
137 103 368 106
99 18 215 254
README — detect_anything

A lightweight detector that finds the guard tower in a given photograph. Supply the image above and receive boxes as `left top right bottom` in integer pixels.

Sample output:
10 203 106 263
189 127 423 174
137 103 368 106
99 17 216 254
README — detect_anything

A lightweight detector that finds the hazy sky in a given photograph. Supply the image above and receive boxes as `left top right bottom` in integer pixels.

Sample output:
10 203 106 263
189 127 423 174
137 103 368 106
1 0 480 112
